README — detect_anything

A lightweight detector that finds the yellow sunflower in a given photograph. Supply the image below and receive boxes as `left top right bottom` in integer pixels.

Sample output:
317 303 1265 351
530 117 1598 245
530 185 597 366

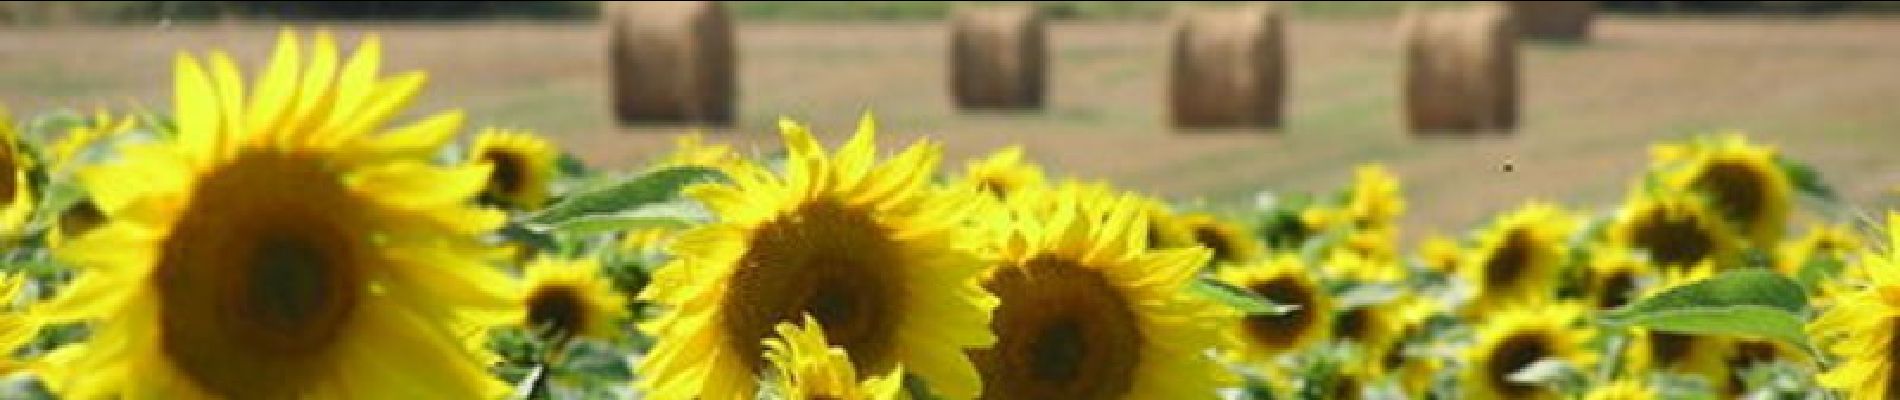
1220 255 1333 362
1344 164 1406 230
0 108 34 240
1775 223 1861 276
1652 133 1794 246
520 256 631 342
972 182 1232 398
470 128 558 210
1585 245 1654 310
1459 202 1575 316
657 131 746 174
1177 212 1265 265
962 145 1046 200
1332 297 1408 385
1143 200 1196 251
1323 227 1404 282
1381 297 1445 397
1582 379 1657 400
46 108 137 174
38 30 518 398
763 314 907 400
1418 233 1464 273
1808 211 1900 399
636 116 997 399
1462 301 1596 400
1607 191 1741 270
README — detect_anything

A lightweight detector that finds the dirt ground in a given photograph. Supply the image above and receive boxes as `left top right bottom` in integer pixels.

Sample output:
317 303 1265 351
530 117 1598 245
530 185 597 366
3 16 1899 243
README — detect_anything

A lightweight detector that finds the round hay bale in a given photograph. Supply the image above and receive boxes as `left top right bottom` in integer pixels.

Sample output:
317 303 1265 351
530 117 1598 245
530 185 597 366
1168 4 1285 128
606 1 736 125
1401 3 1519 133
949 4 1046 110
1508 1 1595 41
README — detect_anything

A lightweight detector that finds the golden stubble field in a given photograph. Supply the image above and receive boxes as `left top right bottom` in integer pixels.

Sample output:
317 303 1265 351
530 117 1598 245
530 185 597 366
2 15 1898 242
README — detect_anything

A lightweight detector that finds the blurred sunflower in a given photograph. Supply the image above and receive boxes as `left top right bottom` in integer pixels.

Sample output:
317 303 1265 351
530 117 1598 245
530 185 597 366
469 128 558 210
1144 200 1195 250
1417 233 1464 273
1324 248 1405 283
657 131 746 173
1459 202 1574 316
520 256 630 343
1652 133 1793 246
1808 211 1900 399
962 145 1045 200
1462 301 1595 400
971 182 1232 398
636 116 997 399
1381 297 1445 397
0 109 34 240
39 30 517 398
1332 299 1407 385
1314 362 1378 400
1177 212 1264 265
1344 164 1405 230
1582 379 1657 400
1585 246 1654 310
1608 192 1740 270
763 314 907 400
1220 255 1332 362
1775 223 1860 276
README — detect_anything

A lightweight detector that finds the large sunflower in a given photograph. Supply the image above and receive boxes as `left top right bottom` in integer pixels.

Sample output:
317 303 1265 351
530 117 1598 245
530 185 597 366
1461 301 1596 400
972 182 1232 398
38 31 518 398
636 116 997 399
1607 192 1741 270
520 256 630 342
1652 133 1794 246
763 314 907 400
1177 212 1264 266
962 145 1046 200
1220 255 1333 362
1458 202 1574 316
469 128 558 210
1808 212 1900 399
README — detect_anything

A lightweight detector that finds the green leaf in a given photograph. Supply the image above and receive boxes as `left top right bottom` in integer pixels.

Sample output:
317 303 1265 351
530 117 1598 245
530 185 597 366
1192 278 1299 315
1794 256 1844 294
1778 157 1838 202
1604 268 1811 347
528 166 724 226
538 214 697 237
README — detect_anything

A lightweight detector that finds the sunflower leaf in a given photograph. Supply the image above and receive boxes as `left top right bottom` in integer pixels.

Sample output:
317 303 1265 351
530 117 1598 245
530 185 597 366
1777 156 1837 202
1192 278 1299 315
1794 256 1844 294
528 166 725 225
533 207 703 237
1604 305 1811 349
1602 268 1811 347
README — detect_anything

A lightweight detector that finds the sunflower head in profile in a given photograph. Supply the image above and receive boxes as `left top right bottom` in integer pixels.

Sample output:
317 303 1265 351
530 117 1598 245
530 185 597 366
1619 262 1735 394
1143 200 1195 250
38 30 518 398
657 131 746 174
0 108 35 240
763 314 907 400
962 145 1046 200
1775 223 1861 276
1581 379 1658 400
1458 202 1575 316
1461 301 1596 400
519 256 630 343
1608 191 1741 270
1651 133 1794 247
470 128 558 210
1176 212 1264 266
1220 255 1332 363
1344 164 1406 230
636 116 997 399
971 181 1233 399
1584 246 1655 311
1808 211 1900 399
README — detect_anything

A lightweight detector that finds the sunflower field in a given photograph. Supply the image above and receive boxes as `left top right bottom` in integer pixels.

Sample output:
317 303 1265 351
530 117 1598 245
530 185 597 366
0 29 1890 400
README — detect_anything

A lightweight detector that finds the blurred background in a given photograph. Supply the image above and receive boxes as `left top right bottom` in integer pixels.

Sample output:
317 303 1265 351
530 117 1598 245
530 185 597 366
1 1 1897 241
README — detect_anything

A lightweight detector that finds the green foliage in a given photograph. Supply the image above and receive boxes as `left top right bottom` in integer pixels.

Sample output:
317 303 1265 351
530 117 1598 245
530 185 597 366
1604 268 1812 348
1193 278 1299 316
527 166 724 227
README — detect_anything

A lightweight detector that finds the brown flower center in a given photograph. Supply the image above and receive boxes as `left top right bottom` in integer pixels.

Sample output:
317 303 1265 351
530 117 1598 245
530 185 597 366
1691 160 1768 234
1487 332 1553 398
721 199 903 376
974 256 1142 399
1243 276 1321 351
1630 207 1716 266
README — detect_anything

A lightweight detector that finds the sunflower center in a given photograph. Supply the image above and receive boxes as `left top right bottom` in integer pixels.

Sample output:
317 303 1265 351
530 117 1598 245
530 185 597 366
527 286 587 339
1243 276 1320 350
1336 307 1372 342
1888 317 1900 392
155 152 365 397
1331 374 1363 400
1192 226 1235 263
976 256 1142 399
1631 208 1716 266
482 149 528 197
1483 229 1534 291
1692 160 1767 232
1487 332 1552 398
1596 271 1637 310
1647 331 1696 367
722 199 902 375
0 150 16 201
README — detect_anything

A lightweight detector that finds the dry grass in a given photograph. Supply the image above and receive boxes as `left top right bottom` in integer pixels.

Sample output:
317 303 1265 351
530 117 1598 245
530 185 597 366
3 16 1900 243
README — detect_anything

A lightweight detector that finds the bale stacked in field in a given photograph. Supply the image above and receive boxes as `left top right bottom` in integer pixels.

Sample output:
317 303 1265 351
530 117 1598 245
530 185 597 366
1509 1 1595 41
1168 4 1285 128
606 1 736 125
1401 4 1519 133
949 4 1046 109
